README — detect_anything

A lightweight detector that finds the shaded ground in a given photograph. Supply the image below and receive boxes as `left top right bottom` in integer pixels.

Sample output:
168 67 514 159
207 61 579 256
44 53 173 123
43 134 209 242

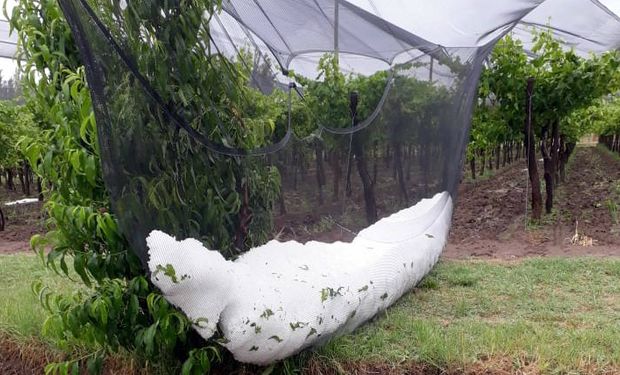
445 146 620 259
0 188 44 254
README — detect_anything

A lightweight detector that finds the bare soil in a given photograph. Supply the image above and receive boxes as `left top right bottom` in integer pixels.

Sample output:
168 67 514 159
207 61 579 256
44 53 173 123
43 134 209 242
0 188 44 254
444 146 620 259
272 145 620 259
2 147 618 259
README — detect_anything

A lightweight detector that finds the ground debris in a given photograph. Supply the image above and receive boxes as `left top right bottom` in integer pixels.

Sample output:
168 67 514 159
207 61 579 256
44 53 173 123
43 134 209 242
568 220 597 247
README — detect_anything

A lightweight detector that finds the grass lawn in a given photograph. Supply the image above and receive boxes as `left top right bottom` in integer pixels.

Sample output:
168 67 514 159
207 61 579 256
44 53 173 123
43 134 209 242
1 254 619 374
318 258 620 374
0 253 73 338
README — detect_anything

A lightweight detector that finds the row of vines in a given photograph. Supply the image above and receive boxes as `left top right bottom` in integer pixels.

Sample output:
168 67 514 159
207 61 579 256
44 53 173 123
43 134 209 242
3 0 620 373
0 95 40 231
469 31 620 220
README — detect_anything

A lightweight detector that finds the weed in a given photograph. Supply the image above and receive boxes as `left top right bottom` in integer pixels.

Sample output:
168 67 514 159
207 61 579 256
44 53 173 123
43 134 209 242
418 276 439 290
310 217 334 234
445 266 478 287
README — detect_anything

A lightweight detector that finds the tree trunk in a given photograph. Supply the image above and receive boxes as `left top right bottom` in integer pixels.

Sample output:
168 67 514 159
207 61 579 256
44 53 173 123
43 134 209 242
421 144 430 195
480 151 486 176
495 145 501 170
353 136 377 224
406 145 413 181
551 119 560 187
0 206 4 231
234 179 251 252
345 142 353 198
350 92 377 224
278 185 287 215
394 142 409 204
470 156 476 180
18 169 25 195
330 150 341 201
513 142 517 161
299 147 307 182
559 135 566 183
23 161 31 196
372 140 378 185
506 142 510 164
319 145 326 183
524 78 542 221
293 145 299 191
314 141 325 205
559 139 575 183
37 177 44 201
540 127 554 214
6 169 14 191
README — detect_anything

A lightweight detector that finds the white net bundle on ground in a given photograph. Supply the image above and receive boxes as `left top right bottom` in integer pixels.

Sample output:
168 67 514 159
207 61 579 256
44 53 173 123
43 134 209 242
147 192 452 364
54 0 620 365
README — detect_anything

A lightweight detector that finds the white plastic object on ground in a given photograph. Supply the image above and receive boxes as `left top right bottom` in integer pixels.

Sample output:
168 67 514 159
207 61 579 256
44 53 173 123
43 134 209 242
147 191 453 365
3 198 39 206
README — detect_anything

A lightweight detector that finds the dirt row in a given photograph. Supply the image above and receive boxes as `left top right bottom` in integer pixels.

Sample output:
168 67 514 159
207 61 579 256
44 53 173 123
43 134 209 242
2 146 619 258
444 146 620 259
0 188 44 254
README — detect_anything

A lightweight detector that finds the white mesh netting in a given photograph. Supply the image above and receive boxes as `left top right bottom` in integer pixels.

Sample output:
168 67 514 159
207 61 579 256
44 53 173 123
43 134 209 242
148 192 452 364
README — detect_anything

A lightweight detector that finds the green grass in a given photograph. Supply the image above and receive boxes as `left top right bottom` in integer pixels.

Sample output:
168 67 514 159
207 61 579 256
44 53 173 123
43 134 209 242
1 254 620 373
597 143 620 162
0 253 73 338
319 258 620 373
0 254 162 374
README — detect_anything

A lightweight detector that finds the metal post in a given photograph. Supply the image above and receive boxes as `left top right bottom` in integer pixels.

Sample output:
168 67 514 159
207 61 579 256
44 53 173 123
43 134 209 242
429 56 434 82
334 0 339 63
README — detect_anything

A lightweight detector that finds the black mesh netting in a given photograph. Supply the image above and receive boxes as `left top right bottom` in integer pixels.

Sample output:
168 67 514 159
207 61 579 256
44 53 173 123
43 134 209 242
50 0 620 364
58 0 492 265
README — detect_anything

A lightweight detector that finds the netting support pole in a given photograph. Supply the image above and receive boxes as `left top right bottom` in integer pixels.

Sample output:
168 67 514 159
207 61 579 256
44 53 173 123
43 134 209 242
429 56 434 82
334 0 339 63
